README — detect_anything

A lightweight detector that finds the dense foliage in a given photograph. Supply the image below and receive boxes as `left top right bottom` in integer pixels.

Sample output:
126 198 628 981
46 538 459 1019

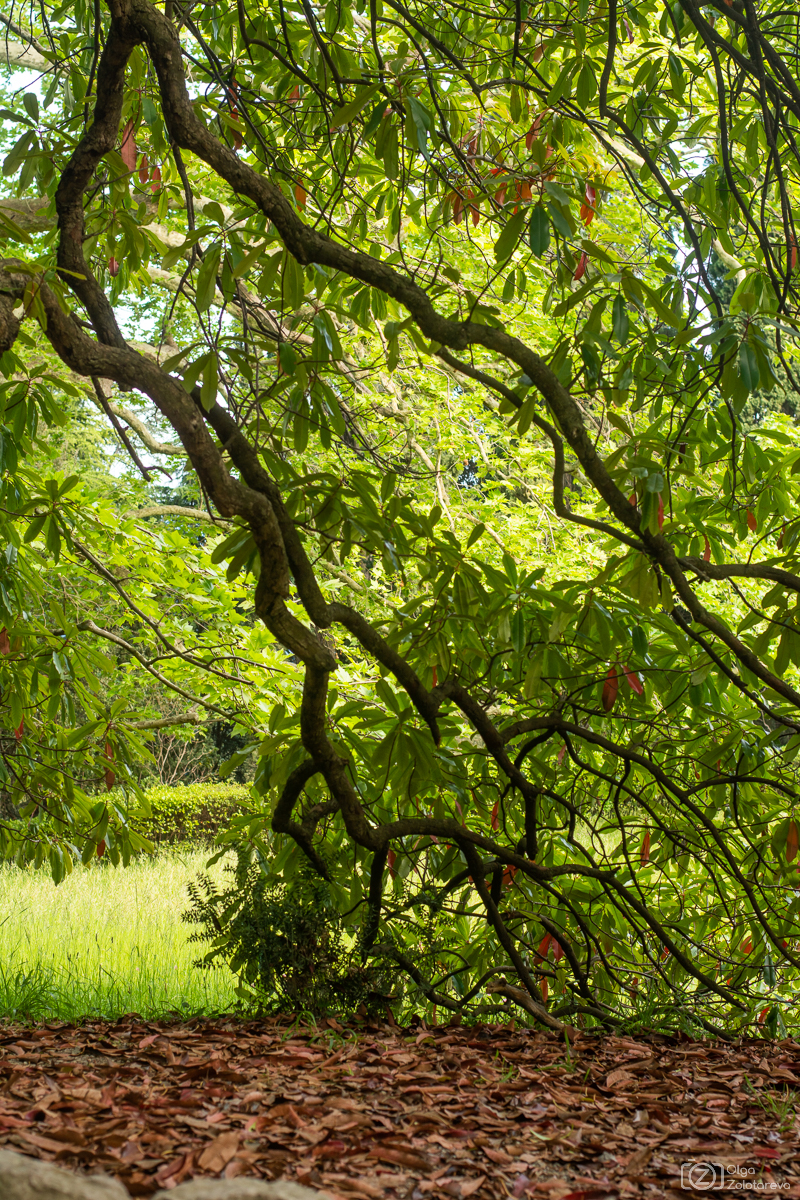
3 0 800 1033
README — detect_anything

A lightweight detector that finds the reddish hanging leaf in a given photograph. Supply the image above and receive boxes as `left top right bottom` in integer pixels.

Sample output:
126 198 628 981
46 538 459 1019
601 664 618 712
790 234 798 272
758 1005 771 1025
432 665 438 688
540 977 548 1004
741 938 753 954
14 718 23 741
623 664 644 696
525 115 542 151
579 182 596 225
538 932 552 958
150 164 162 193
97 839 106 858
787 820 799 863
108 256 120 277
0 627 9 655
138 154 149 185
746 508 757 533
490 800 500 831
452 192 463 224
553 939 564 963
120 118 137 173
623 16 634 41
657 494 664 530
573 251 588 282
471 203 480 227
502 864 517 889
640 829 651 866
288 85 301 104
518 180 532 202
295 182 307 210
557 742 566 766
660 946 670 961
532 42 544 62
495 183 507 207
629 492 637 507
703 534 711 562
387 849 396 880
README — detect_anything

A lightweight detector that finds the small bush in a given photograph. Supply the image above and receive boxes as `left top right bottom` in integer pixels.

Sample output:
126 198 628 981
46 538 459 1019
183 851 395 1017
139 782 250 844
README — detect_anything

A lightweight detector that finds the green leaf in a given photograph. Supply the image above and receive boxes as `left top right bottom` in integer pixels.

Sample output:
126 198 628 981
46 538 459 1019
529 205 550 258
612 295 629 344
494 209 527 262
738 342 760 392
195 248 221 312
331 82 383 127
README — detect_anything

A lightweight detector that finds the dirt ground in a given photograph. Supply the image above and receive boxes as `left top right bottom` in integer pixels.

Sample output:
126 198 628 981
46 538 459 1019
0 1017 798 1198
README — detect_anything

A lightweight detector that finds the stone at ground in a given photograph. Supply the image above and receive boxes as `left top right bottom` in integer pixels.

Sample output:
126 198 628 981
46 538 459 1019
0 1148 129 1200
155 1182 321 1200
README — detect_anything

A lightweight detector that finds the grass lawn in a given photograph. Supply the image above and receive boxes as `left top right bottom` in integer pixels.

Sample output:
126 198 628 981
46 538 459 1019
0 848 239 1021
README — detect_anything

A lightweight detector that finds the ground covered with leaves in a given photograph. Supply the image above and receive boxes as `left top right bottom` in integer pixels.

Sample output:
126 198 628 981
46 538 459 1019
0 1018 798 1198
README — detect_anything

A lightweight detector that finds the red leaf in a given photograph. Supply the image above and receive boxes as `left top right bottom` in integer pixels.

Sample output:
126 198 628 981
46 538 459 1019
787 820 799 863
120 118 136 173
104 768 115 791
538 932 552 958
452 193 463 224
295 182 306 210
108 256 120 277
754 1147 781 1159
758 1005 771 1025
471 204 480 226
640 829 650 866
387 849 396 880
97 839 106 858
741 939 753 954
490 800 500 831
431 665 438 688
288 85 301 104
540 977 548 1003
573 251 588 281
657 494 664 530
557 742 566 765
532 42 544 62
579 182 596 225
601 665 618 712
502 864 517 889
495 183 507 207
525 116 542 151
790 234 798 272
150 164 162 193
746 508 757 533
14 718 23 742
623 664 644 696
553 938 563 963
518 180 532 202
0 627 9 655
138 154 149 185
703 534 711 562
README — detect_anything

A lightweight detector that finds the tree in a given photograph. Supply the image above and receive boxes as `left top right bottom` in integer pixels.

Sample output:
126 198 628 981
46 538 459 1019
2 0 800 1033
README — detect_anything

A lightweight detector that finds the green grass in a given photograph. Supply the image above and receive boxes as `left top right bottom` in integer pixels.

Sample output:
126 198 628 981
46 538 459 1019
0 848 240 1022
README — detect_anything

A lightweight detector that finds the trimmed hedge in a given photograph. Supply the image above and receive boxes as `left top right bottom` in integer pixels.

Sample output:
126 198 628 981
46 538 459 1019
139 782 250 844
